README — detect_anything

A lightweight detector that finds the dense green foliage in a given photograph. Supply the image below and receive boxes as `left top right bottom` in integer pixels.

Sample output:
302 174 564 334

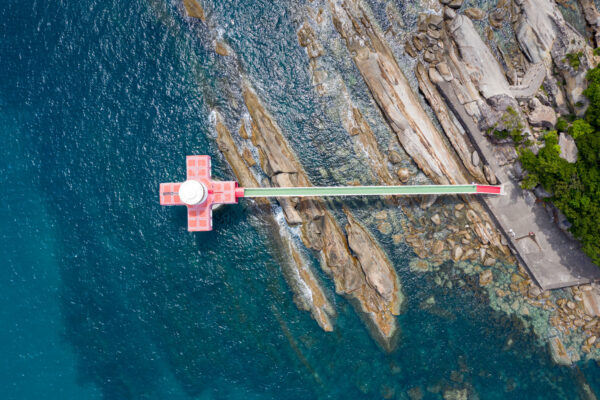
584 67 600 129
555 116 568 132
568 119 594 139
519 68 600 266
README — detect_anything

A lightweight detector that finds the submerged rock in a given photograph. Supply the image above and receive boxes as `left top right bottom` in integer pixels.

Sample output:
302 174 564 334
183 0 205 21
464 7 485 20
479 269 493 286
407 386 424 400
443 388 468 400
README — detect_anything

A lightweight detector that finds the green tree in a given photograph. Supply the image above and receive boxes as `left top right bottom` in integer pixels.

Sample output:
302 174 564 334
568 119 593 139
555 117 568 132
519 65 600 266
584 67 600 129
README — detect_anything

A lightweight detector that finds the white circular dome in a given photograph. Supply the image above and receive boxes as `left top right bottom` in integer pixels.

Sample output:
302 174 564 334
179 180 207 205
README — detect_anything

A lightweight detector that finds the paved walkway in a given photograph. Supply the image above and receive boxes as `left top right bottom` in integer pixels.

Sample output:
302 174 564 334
438 81 600 290
243 184 499 197
509 63 546 100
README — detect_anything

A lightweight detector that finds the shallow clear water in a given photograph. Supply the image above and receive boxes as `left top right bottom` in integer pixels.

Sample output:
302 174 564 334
2 0 600 398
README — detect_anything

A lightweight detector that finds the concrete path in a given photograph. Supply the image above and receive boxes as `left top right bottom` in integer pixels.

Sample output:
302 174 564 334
438 81 600 290
509 63 546 100
243 184 499 197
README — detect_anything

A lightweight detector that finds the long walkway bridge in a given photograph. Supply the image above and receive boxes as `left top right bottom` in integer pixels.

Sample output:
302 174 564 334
244 184 501 197
160 156 503 231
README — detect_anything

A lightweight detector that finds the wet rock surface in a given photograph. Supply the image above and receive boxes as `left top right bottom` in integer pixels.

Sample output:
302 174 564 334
242 85 404 348
214 113 335 332
182 0 205 21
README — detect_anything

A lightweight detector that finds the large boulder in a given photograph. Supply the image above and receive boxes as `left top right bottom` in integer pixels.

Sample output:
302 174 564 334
345 213 397 302
527 98 556 128
464 8 485 20
558 132 578 163
449 15 511 99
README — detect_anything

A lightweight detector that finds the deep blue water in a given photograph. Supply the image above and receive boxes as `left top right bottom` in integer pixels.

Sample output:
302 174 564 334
2 0 600 399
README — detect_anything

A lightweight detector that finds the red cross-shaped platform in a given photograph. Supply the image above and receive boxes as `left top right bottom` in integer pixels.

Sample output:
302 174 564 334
159 155 244 231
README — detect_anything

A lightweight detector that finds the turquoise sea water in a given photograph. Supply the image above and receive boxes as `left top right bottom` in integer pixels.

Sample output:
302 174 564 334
2 0 600 398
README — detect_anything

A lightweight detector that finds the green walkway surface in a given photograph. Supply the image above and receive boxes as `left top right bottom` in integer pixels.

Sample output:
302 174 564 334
243 184 478 197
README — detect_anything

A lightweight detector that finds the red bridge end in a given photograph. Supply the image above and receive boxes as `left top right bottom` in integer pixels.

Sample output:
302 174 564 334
476 184 503 195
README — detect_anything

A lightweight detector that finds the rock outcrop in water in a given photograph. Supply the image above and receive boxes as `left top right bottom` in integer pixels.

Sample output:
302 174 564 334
183 0 205 21
297 20 398 186
242 86 403 349
330 0 470 184
214 113 336 332
344 209 400 308
329 0 507 254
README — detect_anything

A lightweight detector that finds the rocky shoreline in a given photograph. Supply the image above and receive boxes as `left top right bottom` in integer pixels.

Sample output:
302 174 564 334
215 112 336 332
243 86 404 349
181 0 600 364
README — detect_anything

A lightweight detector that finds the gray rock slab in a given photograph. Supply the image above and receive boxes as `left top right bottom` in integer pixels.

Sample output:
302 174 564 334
558 132 578 163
